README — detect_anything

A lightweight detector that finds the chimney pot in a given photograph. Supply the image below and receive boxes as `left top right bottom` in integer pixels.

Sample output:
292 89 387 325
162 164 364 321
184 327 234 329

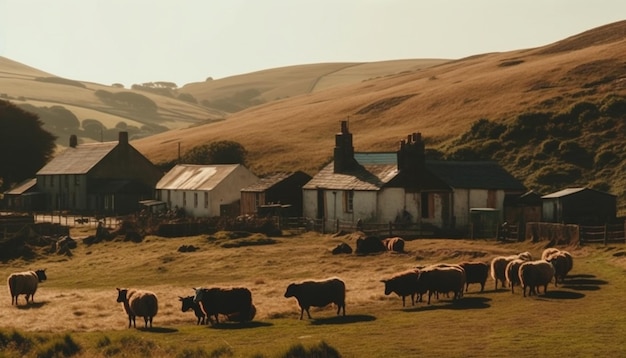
69 134 78 148
119 131 128 145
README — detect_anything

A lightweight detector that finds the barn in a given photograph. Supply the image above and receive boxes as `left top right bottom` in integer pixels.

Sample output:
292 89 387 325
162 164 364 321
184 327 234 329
156 164 258 217
240 171 312 217
541 187 617 224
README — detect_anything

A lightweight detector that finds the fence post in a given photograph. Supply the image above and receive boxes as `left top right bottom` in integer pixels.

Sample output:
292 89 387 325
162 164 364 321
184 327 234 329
604 224 608 245
388 221 393 237
336 219 339 233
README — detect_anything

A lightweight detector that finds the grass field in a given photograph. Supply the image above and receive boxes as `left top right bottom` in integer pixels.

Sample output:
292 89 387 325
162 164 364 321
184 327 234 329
1 228 626 357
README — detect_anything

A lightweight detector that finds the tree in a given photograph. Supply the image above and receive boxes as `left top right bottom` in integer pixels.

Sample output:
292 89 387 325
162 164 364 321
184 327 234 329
0 100 56 190
182 140 248 165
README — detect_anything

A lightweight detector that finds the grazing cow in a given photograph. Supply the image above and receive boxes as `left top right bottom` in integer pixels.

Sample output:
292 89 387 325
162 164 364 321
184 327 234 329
382 237 405 253
355 236 386 255
518 260 555 297
381 269 424 306
284 277 346 319
417 266 466 304
7 269 47 305
331 243 353 255
116 288 158 328
459 262 489 292
193 287 254 325
179 295 206 325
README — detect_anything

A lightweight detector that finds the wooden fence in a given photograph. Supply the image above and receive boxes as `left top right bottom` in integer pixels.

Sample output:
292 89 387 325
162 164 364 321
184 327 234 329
580 223 626 244
525 221 625 246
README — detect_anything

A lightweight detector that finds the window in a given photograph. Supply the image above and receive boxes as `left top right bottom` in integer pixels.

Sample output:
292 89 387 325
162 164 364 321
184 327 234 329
343 191 354 213
204 192 209 208
194 193 198 208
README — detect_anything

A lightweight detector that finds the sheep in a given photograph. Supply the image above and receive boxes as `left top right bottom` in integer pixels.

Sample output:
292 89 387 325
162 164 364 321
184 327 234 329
7 269 47 305
382 237 405 253
179 295 206 325
547 251 574 285
116 288 158 328
541 248 560 261
458 261 489 292
417 265 466 304
490 252 532 290
331 243 352 255
518 260 555 297
284 277 346 319
193 287 254 325
380 269 424 306
504 259 526 293
355 236 386 254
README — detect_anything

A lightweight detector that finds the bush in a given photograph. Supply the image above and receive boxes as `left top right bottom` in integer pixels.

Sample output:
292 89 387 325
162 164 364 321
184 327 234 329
280 341 341 358
558 140 592 167
600 94 626 117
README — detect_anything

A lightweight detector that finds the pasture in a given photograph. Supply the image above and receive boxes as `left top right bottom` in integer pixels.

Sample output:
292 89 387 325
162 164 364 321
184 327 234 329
1 228 626 357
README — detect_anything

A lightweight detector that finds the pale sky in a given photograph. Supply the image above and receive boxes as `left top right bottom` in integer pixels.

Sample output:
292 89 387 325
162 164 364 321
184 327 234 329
1 0 624 87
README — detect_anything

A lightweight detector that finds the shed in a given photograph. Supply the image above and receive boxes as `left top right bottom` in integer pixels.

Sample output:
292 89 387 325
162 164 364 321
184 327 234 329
240 171 311 217
541 187 617 224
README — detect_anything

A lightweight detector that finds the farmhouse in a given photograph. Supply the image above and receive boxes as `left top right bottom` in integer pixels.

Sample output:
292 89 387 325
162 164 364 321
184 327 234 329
156 164 258 217
35 132 163 215
240 171 312 217
541 187 617 224
302 121 526 233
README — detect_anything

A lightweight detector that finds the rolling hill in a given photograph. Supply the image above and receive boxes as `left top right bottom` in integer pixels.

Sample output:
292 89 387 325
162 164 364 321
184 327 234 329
1 21 625 213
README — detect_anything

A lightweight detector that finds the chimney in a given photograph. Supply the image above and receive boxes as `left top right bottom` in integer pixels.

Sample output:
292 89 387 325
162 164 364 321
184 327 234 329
397 132 425 185
69 134 78 148
333 120 358 173
118 131 128 145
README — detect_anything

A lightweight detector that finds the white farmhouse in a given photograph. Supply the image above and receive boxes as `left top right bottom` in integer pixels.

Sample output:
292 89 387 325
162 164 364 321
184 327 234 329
156 164 258 217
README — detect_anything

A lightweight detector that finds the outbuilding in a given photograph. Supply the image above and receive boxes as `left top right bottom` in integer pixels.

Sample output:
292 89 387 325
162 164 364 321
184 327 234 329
541 187 617 224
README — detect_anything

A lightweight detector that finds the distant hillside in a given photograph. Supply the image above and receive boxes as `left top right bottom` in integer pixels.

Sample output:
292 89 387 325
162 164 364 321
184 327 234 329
133 20 626 214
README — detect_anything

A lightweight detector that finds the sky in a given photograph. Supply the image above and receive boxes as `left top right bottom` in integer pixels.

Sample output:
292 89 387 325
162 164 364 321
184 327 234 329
1 0 625 87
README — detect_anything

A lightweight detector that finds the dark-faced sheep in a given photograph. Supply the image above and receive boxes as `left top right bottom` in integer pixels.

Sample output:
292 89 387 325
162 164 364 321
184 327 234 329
518 260 555 297
284 277 346 319
417 266 466 304
547 251 574 285
331 243 353 255
355 236 386 255
382 237 405 253
116 288 158 328
490 253 532 290
459 262 489 292
193 287 254 325
179 295 206 325
381 269 424 306
7 269 47 305
505 259 526 294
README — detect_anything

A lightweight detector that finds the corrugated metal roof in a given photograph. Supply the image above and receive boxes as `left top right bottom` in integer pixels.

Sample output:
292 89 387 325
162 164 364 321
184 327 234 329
37 142 117 175
426 160 526 190
241 172 294 192
155 164 240 191
4 178 37 195
541 187 587 198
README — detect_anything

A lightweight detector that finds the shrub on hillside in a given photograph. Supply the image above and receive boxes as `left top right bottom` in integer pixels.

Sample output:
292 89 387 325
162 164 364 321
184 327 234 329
35 76 86 88
558 140 593 168
501 112 551 143
530 164 582 187
568 101 599 122
600 95 626 117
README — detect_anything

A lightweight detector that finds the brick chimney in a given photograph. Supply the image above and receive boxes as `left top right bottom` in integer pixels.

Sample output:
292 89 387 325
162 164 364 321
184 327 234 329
118 131 129 145
397 132 425 180
333 121 359 173
69 134 78 148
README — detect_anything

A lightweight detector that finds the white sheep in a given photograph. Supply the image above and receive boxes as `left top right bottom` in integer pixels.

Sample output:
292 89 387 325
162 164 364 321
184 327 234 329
7 269 47 305
116 288 158 328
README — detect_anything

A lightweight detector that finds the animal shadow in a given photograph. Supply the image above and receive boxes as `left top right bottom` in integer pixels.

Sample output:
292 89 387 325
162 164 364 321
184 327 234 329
16 301 47 310
405 297 491 312
562 273 607 291
540 290 585 300
207 321 273 330
138 327 178 333
310 314 376 325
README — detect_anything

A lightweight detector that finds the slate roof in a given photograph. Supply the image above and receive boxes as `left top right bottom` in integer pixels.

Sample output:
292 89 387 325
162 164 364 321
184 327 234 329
156 164 240 191
305 153 525 192
425 160 526 191
37 142 117 175
303 152 399 191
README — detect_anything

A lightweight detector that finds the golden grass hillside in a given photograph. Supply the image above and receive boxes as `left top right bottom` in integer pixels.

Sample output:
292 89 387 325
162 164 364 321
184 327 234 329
134 21 626 176
1 226 626 357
